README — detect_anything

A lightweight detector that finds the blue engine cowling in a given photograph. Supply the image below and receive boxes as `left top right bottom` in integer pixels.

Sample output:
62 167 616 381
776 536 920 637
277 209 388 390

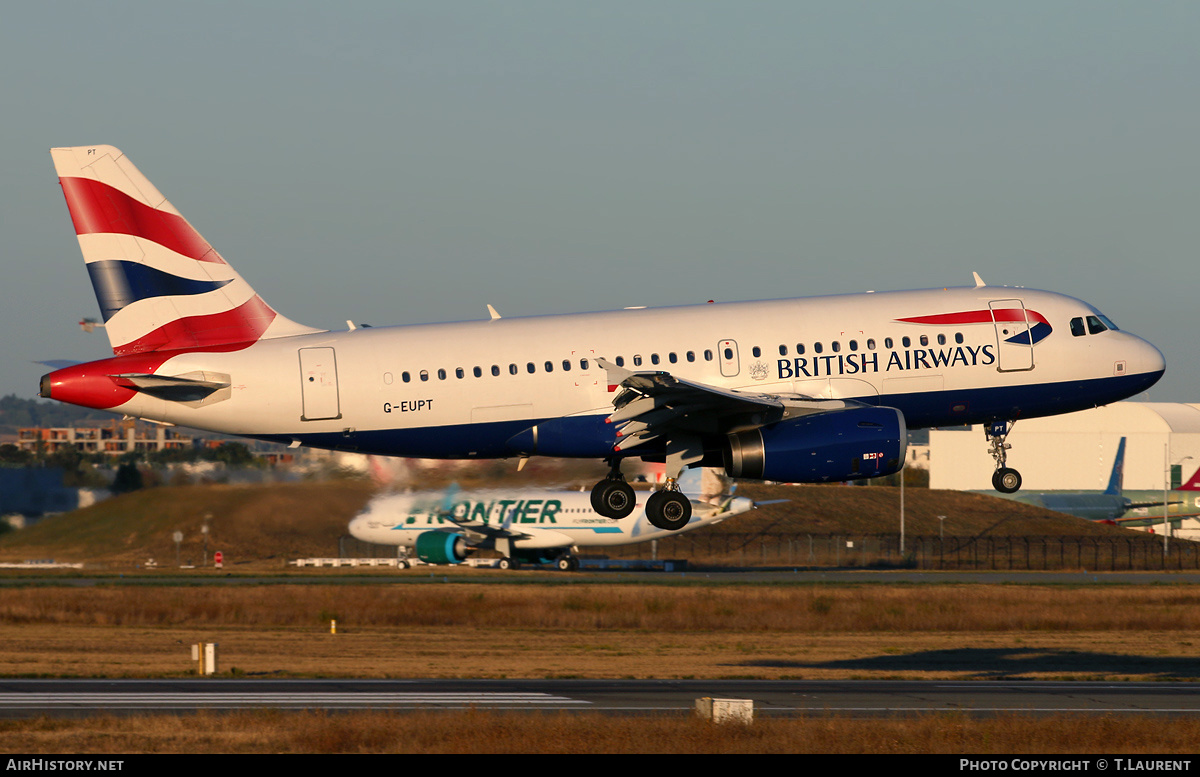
415 532 470 564
723 406 907 483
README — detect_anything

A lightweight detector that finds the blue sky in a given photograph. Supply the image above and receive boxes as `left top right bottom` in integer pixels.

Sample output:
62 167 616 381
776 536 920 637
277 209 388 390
1 2 1197 402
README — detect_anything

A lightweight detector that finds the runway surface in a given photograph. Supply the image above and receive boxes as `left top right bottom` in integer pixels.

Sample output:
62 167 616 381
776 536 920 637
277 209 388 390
1 679 1197 718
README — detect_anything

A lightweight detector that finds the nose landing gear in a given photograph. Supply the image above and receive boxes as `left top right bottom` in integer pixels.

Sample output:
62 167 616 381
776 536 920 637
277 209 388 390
987 420 1022 493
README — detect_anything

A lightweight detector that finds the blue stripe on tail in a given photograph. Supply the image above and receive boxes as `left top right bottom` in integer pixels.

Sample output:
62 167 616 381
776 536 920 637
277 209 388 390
87 260 232 321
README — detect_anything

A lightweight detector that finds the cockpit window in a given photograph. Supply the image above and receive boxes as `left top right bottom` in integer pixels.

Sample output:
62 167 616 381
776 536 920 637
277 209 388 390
1097 313 1119 331
1070 317 1085 337
1086 315 1107 335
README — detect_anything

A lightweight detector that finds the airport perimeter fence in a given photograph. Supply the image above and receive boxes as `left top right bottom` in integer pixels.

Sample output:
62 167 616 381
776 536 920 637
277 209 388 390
339 532 1200 571
613 532 1200 571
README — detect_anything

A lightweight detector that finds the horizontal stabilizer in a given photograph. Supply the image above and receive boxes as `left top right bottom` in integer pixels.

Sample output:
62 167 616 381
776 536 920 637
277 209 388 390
35 359 83 370
109 371 230 403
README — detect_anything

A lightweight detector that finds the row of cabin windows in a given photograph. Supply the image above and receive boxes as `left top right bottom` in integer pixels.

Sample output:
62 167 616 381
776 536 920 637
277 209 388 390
771 332 964 357
399 352 712 382
402 358 594 382
396 331 969 383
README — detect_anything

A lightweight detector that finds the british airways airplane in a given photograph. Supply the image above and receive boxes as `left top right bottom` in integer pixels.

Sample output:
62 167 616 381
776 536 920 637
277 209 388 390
38 145 1165 531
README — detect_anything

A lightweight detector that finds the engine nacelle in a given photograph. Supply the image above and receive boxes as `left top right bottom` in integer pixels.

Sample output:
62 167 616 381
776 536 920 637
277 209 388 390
723 406 907 483
414 531 470 565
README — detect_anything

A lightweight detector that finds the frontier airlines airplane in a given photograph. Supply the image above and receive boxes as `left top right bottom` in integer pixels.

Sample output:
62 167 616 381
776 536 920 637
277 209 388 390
39 145 1165 531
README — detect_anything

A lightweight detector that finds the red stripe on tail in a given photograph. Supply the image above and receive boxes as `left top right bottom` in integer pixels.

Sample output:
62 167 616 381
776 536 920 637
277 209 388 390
113 295 277 356
59 177 224 265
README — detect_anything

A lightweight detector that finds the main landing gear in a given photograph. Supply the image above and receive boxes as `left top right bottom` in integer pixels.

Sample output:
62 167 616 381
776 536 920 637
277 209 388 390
986 420 1022 494
645 483 691 532
591 460 636 519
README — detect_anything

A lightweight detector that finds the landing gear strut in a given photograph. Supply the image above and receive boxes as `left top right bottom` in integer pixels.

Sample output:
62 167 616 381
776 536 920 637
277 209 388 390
986 420 1022 493
591 459 636 519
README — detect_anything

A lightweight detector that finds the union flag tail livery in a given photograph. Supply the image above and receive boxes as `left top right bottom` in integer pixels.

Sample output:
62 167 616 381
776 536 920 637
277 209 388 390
39 145 1167 532
50 145 319 357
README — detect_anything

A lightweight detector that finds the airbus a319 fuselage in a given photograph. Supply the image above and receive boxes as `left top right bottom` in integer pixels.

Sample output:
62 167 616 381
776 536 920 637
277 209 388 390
38 145 1166 530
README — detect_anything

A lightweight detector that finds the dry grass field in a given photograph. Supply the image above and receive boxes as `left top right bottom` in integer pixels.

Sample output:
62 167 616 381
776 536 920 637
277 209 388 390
0 584 1197 680
4 710 1200 754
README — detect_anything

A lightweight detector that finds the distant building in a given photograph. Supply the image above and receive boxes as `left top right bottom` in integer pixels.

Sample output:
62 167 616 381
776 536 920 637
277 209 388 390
16 422 192 457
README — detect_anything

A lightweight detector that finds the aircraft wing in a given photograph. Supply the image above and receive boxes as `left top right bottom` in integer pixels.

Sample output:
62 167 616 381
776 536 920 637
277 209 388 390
598 359 858 453
441 513 534 544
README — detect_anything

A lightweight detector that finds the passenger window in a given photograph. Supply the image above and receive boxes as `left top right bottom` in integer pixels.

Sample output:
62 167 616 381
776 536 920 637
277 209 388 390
752 346 761 358
509 364 518 375
704 350 713 361
955 333 963 344
669 352 678 364
437 369 446 380
633 355 643 366
814 342 823 354
920 335 928 346
867 339 876 350
779 345 788 356
849 340 857 351
937 334 946 345
832 341 841 353
562 360 571 371
526 362 536 374
686 351 696 362
473 367 482 378
402 372 411 383
902 337 911 348
420 370 429 382
491 365 500 377
544 361 553 372
651 354 660 365
885 338 894 349
796 344 805 355
723 348 733 360
615 356 625 367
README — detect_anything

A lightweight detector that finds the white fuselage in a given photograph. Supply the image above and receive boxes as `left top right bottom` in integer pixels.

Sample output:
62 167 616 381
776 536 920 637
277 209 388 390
75 286 1162 459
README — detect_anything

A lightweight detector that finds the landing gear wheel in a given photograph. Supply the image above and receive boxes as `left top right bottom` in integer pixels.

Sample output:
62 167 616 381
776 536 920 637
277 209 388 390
993 467 1022 494
555 556 578 572
497 557 521 571
591 479 636 519
645 490 691 531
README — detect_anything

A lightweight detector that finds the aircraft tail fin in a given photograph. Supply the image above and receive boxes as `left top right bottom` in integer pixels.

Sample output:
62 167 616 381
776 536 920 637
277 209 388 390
1178 464 1200 492
50 145 322 357
1104 437 1127 496
677 467 732 503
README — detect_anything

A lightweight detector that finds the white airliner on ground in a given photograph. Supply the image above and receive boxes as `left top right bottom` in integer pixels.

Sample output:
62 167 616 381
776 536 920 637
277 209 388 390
349 469 754 570
39 145 1165 531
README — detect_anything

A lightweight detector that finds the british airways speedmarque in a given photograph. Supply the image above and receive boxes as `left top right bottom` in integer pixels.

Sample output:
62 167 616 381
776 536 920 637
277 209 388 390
39 145 1165 531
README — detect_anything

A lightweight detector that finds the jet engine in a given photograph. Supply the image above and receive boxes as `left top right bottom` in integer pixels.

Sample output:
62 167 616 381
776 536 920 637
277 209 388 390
414 532 470 564
723 406 906 483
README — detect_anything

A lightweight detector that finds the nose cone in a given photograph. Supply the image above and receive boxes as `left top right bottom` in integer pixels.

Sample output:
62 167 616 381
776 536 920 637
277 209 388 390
1126 332 1166 392
347 512 372 542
